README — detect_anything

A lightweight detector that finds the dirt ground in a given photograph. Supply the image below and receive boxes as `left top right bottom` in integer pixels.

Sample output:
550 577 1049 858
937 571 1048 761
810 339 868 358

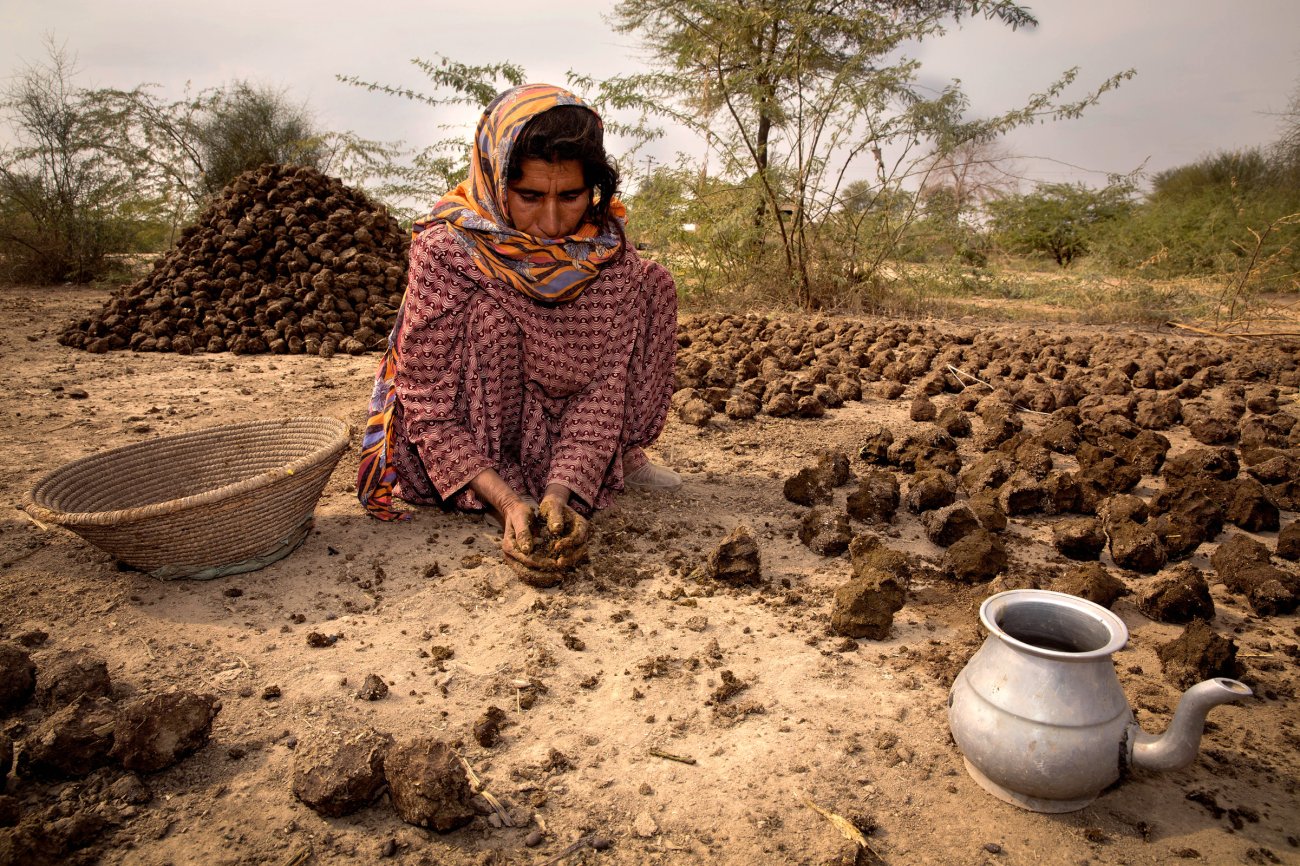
1 283 1297 866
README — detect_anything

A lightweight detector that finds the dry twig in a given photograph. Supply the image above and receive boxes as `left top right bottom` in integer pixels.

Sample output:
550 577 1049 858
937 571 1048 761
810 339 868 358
802 795 881 861
648 748 697 765
946 364 992 391
946 365 1050 416
538 834 600 866
1166 321 1300 339
280 846 311 866
458 755 514 827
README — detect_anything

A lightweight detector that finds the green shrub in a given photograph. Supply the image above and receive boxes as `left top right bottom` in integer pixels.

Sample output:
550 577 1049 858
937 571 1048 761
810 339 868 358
1091 148 1300 288
986 181 1134 267
0 45 148 283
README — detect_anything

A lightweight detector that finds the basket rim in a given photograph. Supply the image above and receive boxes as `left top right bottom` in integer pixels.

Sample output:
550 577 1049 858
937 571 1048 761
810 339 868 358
22 416 350 529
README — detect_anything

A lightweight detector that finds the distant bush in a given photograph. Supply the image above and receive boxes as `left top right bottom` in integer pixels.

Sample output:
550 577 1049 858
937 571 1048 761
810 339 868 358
986 181 1134 267
191 82 329 197
1091 148 1300 286
0 44 153 283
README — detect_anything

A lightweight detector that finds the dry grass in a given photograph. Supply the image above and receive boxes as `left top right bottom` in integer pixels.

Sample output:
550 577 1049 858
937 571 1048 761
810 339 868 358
677 258 1300 331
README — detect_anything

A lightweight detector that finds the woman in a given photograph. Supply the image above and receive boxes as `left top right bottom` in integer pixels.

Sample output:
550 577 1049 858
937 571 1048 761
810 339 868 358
357 83 679 567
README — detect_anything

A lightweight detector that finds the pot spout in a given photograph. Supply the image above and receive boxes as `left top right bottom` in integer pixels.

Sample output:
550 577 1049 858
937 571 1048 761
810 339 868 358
1128 678 1252 773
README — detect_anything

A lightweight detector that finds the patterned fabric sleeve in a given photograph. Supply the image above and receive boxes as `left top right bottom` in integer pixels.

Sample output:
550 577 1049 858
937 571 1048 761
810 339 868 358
546 315 638 506
395 231 497 500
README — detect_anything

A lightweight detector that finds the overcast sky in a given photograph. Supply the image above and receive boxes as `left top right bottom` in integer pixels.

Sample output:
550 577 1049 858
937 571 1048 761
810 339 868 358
5 1 1299 195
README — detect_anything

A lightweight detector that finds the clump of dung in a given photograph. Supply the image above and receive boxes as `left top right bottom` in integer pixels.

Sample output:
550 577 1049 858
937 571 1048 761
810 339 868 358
510 508 590 588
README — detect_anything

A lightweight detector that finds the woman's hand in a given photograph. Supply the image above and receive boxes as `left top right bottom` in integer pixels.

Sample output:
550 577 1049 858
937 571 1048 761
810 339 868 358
503 484 589 571
469 468 539 564
538 485 590 563
499 497 538 563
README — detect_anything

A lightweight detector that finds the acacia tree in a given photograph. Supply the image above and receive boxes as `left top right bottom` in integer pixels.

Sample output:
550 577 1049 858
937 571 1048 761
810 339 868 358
987 180 1133 267
606 0 1134 308
907 138 1020 262
917 138 1020 220
0 43 147 282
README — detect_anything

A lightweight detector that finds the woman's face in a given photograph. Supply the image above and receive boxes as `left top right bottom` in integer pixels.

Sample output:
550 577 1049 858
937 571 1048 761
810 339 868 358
506 158 591 239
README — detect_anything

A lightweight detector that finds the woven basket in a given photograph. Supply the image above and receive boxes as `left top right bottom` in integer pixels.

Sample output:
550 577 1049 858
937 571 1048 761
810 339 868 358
23 417 350 580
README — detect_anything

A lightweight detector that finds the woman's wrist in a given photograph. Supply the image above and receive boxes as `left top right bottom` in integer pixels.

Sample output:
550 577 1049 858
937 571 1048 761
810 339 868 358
542 483 571 505
469 468 525 515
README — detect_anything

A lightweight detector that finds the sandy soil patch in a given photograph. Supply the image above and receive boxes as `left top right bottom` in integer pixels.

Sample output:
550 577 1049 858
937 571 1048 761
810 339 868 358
0 284 1297 866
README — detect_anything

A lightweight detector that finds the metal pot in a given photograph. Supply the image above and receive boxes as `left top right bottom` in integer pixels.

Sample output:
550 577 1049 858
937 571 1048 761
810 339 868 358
948 589 1251 812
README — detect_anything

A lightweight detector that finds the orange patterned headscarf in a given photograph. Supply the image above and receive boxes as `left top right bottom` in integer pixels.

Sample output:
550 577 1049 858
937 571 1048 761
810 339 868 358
412 83 627 303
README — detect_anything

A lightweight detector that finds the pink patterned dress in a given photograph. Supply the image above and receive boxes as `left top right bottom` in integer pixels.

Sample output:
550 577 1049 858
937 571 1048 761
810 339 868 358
386 223 677 513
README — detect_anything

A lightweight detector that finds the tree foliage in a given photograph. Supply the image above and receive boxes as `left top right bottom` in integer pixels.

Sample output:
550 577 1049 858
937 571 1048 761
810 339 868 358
0 42 148 283
1086 144 1300 286
917 138 1020 222
607 0 1133 307
190 83 327 195
906 139 1020 263
1149 148 1272 202
624 160 772 301
987 180 1134 267
109 80 339 228
1069 77 1300 289
0 42 362 283
338 55 668 224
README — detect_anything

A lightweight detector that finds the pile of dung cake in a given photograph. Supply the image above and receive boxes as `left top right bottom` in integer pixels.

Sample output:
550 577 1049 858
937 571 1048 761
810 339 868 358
60 164 409 357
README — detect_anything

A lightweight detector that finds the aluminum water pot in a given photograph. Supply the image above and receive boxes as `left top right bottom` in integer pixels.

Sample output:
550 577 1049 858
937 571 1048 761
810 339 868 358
948 589 1251 813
